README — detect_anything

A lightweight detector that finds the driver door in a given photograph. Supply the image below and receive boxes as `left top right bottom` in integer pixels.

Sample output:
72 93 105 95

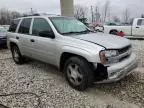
30 18 56 65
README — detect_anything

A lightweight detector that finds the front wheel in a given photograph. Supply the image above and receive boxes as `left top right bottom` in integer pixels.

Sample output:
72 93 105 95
64 57 94 91
11 45 24 64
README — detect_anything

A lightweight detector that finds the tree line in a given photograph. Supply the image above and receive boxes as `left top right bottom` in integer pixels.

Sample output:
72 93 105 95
0 8 21 25
0 8 38 25
0 2 144 25
74 1 144 25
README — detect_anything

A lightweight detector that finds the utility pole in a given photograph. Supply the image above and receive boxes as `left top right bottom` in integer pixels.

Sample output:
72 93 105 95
31 8 33 14
60 0 74 17
91 6 94 23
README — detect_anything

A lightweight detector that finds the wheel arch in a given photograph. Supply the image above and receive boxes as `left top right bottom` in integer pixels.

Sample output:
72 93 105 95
10 42 18 50
109 29 118 34
8 38 19 50
58 46 101 72
59 52 93 72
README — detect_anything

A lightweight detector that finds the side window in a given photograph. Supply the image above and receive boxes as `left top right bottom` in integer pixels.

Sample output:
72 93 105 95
32 18 53 37
18 18 32 34
137 19 142 26
141 19 144 26
9 19 20 32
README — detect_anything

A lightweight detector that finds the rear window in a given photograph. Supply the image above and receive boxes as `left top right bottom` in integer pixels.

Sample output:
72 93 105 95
18 18 32 34
9 19 20 32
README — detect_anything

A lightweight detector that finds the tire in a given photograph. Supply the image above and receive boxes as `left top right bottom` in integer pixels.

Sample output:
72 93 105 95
64 57 94 91
96 29 100 32
11 45 24 64
110 30 117 35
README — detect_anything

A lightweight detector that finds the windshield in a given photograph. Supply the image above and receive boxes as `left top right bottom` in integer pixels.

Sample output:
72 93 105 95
50 17 90 35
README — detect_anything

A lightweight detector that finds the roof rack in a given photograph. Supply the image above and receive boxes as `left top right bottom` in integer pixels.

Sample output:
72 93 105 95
23 13 40 17
22 13 59 17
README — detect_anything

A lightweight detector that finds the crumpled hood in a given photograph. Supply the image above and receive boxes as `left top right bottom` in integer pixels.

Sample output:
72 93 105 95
73 33 131 49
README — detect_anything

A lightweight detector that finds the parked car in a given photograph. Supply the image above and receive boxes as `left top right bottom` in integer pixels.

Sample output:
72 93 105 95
2 25 10 31
104 18 144 36
0 26 7 48
7 15 138 91
95 22 121 32
95 24 104 32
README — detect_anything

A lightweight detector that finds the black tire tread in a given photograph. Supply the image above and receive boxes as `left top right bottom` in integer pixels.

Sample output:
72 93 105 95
11 45 24 64
64 56 94 91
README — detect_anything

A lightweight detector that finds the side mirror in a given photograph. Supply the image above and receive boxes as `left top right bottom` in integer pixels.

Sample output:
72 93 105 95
39 31 55 39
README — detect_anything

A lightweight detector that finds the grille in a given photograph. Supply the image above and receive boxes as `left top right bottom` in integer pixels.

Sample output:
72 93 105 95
118 45 132 54
118 45 132 62
106 45 132 65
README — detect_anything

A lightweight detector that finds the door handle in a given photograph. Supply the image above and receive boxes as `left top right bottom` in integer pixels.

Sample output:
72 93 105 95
136 27 140 28
30 39 35 42
16 36 19 39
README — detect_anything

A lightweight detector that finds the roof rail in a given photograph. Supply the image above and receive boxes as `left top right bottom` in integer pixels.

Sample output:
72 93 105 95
22 13 60 17
23 13 40 17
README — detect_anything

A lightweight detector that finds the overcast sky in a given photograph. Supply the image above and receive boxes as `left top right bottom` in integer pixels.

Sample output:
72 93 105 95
0 0 143 18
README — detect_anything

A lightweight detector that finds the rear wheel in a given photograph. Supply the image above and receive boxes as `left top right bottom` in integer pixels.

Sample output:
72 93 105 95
11 45 24 64
64 57 94 91
110 30 118 35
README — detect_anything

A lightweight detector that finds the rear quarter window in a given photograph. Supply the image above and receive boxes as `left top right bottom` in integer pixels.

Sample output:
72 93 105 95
9 19 20 32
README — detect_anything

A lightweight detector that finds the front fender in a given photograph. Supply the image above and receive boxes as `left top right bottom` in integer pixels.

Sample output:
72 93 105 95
60 45 101 63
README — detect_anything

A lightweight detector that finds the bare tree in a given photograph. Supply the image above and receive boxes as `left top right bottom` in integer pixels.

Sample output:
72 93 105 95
0 8 21 25
0 8 8 25
103 0 110 23
93 5 101 23
112 16 120 23
123 8 130 24
11 11 21 19
74 5 87 19
91 6 94 22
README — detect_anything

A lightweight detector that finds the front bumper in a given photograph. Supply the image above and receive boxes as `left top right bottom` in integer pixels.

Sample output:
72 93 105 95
96 53 138 83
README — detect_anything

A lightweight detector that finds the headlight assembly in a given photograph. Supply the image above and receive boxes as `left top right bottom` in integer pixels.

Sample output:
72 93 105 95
99 50 119 64
103 50 118 57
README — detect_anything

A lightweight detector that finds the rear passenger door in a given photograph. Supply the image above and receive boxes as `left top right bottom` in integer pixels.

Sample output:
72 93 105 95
30 18 56 65
17 18 32 57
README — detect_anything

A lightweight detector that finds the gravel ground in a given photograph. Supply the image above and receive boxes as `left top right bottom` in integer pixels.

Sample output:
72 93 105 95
132 40 144 67
0 40 144 108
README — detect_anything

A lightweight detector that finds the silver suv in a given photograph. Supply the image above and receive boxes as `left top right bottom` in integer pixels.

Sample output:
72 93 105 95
7 15 138 91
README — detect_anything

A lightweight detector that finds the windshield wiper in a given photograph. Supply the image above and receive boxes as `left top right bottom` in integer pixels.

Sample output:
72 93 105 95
62 31 79 35
79 30 91 33
62 30 91 35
